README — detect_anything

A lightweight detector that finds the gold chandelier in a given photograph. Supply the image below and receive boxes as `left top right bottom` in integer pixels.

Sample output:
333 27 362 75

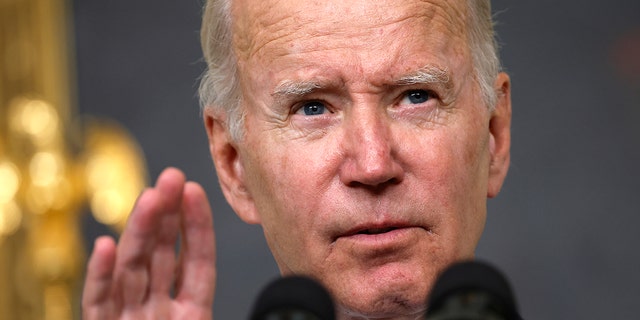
0 0 147 319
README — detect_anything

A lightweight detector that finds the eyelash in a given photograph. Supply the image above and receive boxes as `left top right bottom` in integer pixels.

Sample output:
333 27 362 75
290 89 440 115
292 100 332 116
399 89 439 105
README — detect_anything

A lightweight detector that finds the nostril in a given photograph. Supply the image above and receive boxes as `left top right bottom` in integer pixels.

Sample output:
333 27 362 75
347 177 401 193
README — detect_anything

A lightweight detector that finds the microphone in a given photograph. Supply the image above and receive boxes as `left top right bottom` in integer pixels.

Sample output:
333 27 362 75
249 275 336 320
425 260 522 320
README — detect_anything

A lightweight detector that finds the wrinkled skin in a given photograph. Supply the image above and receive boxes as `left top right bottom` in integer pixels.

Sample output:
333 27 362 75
206 0 511 319
82 0 510 319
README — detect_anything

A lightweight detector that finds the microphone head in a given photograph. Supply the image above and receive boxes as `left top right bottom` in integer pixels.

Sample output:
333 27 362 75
426 260 520 320
250 275 336 320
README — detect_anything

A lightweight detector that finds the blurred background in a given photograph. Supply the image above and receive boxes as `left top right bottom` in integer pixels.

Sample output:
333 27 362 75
1 0 638 319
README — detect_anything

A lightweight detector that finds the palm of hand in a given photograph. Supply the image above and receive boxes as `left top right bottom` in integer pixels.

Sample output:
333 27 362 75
82 168 216 320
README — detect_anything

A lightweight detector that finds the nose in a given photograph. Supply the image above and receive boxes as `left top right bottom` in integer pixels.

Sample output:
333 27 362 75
339 106 404 190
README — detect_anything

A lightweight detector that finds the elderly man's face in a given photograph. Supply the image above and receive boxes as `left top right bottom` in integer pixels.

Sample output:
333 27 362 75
205 0 511 318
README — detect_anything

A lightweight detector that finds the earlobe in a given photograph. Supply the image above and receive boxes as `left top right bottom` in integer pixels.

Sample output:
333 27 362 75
486 72 512 198
203 110 261 224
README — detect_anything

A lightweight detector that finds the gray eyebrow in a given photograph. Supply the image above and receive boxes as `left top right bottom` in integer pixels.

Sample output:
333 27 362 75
395 66 452 88
271 65 452 99
272 80 322 97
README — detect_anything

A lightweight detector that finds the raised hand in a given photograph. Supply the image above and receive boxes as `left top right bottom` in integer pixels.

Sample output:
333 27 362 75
82 167 216 319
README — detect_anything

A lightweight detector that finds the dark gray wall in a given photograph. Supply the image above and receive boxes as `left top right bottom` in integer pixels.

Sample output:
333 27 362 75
74 1 640 319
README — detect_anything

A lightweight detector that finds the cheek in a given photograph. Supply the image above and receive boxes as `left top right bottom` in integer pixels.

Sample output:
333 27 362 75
241 137 335 268
448 127 490 251
408 124 489 248
251 146 328 214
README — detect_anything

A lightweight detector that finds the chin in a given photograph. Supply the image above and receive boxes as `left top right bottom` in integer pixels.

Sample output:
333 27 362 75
336 302 426 320
334 279 429 320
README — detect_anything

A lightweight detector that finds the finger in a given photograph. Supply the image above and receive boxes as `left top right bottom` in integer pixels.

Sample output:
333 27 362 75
175 181 216 308
112 168 185 306
82 236 117 318
149 169 186 295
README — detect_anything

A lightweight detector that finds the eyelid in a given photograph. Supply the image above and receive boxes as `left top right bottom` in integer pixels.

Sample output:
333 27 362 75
414 88 438 98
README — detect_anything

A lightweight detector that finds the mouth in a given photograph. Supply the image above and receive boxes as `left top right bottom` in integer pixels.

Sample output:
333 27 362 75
338 223 418 239
355 227 400 235
331 223 427 252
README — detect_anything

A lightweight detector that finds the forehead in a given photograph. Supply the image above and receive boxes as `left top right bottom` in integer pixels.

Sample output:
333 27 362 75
231 0 471 88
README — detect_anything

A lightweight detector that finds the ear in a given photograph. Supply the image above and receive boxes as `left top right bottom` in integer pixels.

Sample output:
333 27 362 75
486 72 512 198
203 109 261 224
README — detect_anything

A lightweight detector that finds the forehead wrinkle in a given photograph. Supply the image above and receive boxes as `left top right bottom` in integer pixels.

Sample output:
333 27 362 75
233 0 468 63
419 0 468 37
235 0 474 110
231 0 300 61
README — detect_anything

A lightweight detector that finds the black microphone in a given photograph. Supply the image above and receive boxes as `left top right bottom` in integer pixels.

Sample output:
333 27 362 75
425 260 522 320
249 276 336 320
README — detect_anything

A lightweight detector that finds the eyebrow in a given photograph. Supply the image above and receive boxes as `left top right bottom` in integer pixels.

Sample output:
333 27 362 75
272 79 323 98
271 65 453 99
395 65 452 89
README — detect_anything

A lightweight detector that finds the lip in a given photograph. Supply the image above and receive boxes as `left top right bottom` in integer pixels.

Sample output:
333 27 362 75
341 223 414 237
334 222 427 246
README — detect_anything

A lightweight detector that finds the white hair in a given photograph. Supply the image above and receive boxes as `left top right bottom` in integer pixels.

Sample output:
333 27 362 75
199 0 501 141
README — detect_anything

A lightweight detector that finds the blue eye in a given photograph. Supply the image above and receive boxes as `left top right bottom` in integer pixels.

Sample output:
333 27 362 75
300 101 326 116
404 90 431 104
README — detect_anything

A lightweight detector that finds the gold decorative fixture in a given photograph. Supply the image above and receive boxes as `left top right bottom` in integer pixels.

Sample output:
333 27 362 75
0 0 148 319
